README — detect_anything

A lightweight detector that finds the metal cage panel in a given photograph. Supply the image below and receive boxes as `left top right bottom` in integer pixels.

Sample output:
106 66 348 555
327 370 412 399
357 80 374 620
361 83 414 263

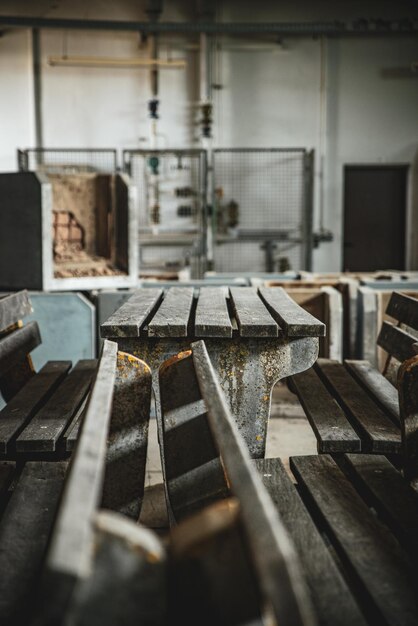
123 149 207 276
212 148 313 273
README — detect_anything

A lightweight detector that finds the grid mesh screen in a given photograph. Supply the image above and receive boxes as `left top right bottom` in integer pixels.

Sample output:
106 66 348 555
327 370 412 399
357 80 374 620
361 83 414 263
124 150 206 232
212 149 312 272
18 149 117 173
123 150 206 274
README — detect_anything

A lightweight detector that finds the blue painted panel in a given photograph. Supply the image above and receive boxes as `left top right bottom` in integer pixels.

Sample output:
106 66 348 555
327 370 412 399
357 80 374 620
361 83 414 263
25 292 96 370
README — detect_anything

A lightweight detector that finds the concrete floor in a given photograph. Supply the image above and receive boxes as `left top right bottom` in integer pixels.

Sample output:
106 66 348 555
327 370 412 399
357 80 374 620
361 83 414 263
139 382 316 528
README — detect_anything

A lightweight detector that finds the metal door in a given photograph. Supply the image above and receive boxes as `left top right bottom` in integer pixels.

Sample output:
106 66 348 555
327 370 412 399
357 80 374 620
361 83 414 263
343 165 408 271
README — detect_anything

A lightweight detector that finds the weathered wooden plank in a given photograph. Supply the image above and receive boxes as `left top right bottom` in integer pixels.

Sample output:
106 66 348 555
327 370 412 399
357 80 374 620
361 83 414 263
291 367 361 453
259 287 326 337
191 340 315 626
344 454 418 558
42 340 118 620
101 352 152 520
100 289 163 338
0 462 14 496
0 361 72 454
377 321 418 364
194 287 233 338
16 359 97 452
0 321 41 377
62 395 88 452
255 457 367 626
398 355 418 486
0 462 67 625
0 290 32 332
316 359 401 454
385 291 418 331
66 511 166 626
229 287 278 337
291 454 418 626
148 287 194 337
344 359 400 425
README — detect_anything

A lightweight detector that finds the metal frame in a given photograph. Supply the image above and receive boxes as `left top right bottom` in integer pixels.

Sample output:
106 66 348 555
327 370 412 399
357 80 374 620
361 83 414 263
123 148 208 276
212 147 314 272
1 15 417 36
17 148 118 173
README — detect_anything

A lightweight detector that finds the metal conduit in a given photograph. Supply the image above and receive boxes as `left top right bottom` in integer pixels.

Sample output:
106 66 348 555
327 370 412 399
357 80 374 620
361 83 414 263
0 16 417 36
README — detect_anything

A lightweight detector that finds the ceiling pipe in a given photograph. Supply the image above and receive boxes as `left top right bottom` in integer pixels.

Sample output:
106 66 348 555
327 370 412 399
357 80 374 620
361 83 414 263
0 16 417 36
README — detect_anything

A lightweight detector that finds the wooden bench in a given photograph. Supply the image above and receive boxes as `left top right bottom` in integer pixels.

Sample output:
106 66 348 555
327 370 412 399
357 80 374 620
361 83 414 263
158 340 316 626
256 452 418 626
101 285 325 458
289 291 418 457
0 290 97 459
159 339 418 625
0 339 154 625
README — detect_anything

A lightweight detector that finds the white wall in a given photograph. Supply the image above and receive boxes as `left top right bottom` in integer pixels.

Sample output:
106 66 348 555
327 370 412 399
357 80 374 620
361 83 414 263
0 0 417 269
0 29 34 170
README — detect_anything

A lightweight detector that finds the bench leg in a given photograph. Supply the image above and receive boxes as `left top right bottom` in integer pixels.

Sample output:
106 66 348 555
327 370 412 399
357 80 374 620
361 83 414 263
101 352 152 520
119 336 319 460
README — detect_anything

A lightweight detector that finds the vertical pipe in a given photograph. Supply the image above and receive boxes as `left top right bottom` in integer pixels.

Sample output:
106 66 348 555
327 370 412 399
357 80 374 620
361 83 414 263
32 28 43 149
200 32 213 270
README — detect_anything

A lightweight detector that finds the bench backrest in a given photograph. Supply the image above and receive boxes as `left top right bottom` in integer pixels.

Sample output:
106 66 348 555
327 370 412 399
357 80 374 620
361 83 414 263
38 339 153 622
0 290 39 401
377 292 418 367
159 340 315 626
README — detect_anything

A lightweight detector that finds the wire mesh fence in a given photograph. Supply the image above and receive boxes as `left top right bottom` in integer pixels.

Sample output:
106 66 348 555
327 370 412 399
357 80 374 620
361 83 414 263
17 149 118 174
212 149 313 272
123 149 207 275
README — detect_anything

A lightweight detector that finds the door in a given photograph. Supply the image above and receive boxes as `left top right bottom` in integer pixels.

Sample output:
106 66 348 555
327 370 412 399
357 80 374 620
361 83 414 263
343 165 408 271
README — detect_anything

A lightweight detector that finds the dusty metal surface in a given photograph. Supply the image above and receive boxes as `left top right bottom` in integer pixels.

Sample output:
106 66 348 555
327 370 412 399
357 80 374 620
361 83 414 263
117 335 319 458
101 352 152 519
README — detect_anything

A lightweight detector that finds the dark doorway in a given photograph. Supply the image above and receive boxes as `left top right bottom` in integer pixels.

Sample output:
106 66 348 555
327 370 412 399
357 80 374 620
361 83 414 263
343 165 408 271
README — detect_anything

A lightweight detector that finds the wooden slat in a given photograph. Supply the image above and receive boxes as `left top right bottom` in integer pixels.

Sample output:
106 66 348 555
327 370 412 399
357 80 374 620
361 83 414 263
0 321 41 377
0 361 72 454
229 287 278 337
194 287 233 338
0 462 67 625
191 340 315 626
0 462 14 496
344 454 418 558
148 287 194 337
316 359 401 453
16 359 97 453
291 455 418 626
62 395 88 452
344 360 400 425
43 340 118 617
255 457 367 626
385 291 418 331
398 355 418 485
377 321 418 363
259 287 326 337
291 367 361 453
100 289 163 338
0 291 32 333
